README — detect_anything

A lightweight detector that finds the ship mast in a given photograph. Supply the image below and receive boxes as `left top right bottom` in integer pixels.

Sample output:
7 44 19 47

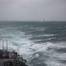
6 39 8 51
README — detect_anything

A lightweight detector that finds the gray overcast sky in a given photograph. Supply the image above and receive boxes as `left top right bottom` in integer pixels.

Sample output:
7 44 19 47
0 0 66 21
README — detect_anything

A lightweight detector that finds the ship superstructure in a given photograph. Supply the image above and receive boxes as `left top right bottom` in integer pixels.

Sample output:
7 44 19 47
0 39 27 66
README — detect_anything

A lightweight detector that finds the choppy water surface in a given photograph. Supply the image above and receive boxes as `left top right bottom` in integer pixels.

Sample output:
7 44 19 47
0 22 66 66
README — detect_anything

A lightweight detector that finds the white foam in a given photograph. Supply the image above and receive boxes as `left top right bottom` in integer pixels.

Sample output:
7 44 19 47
0 27 66 66
0 27 53 59
46 61 66 66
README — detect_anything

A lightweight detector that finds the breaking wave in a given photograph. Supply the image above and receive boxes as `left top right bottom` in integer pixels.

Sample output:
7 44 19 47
0 22 66 66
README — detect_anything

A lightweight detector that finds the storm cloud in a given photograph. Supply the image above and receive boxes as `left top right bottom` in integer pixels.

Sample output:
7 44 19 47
0 0 66 21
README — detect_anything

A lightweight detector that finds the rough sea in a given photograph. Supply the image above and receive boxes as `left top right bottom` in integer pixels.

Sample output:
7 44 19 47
0 21 66 66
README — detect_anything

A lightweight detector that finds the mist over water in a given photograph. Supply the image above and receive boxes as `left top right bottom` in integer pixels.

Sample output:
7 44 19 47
0 22 66 66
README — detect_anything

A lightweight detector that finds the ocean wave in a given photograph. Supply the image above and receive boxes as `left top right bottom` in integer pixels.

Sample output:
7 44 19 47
0 25 66 66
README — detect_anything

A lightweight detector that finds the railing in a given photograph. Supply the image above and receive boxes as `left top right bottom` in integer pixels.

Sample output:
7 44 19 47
0 39 9 51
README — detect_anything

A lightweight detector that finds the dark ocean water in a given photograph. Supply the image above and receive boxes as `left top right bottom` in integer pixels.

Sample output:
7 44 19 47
0 21 66 66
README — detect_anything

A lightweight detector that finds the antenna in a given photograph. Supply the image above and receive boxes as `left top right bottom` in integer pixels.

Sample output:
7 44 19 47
17 46 19 53
0 39 3 49
2 39 4 50
5 39 9 51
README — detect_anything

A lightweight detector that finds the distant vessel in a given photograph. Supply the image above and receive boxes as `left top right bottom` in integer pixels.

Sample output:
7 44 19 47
40 18 46 22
